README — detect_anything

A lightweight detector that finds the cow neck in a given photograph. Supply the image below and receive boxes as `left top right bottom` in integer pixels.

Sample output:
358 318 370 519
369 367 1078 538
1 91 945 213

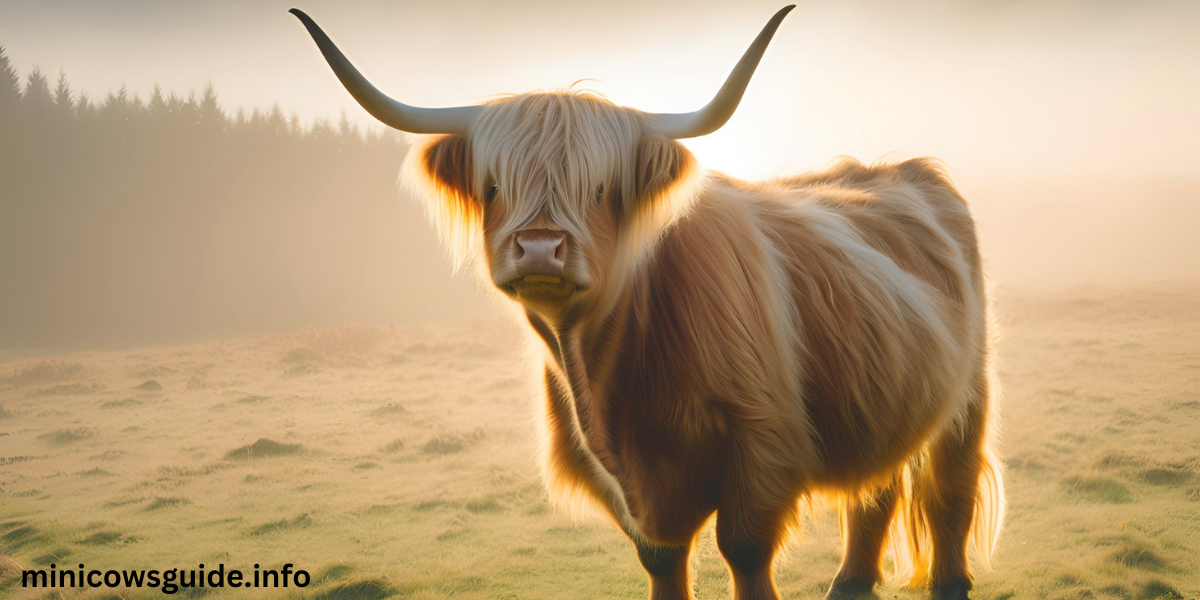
527 290 636 467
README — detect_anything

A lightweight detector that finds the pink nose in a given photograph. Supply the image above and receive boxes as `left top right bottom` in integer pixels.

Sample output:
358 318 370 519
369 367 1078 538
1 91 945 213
515 229 566 276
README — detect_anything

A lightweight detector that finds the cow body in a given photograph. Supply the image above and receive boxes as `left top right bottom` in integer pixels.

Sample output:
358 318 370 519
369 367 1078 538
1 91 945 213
542 159 983 529
293 8 1004 598
527 158 1001 600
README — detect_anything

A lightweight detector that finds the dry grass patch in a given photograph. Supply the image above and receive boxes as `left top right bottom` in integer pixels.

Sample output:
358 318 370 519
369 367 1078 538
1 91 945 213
99 398 142 409
37 428 97 445
143 497 191 511
3 360 85 387
308 578 395 600
1061 475 1134 503
224 438 304 460
248 513 313 536
30 383 102 397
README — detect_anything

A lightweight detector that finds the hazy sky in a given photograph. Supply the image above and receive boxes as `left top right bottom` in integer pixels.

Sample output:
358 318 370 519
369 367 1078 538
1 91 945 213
2 0 1197 180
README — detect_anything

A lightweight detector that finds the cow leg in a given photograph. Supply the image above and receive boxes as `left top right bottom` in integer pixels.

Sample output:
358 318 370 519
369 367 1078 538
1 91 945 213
715 502 791 600
924 398 989 600
826 479 901 600
636 540 694 600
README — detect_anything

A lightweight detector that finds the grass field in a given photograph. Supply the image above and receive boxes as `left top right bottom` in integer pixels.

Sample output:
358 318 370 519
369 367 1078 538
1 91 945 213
1 282 1198 600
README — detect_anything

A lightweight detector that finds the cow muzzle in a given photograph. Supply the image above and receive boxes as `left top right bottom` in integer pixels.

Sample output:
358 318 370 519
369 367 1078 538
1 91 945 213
505 229 577 299
515 229 566 277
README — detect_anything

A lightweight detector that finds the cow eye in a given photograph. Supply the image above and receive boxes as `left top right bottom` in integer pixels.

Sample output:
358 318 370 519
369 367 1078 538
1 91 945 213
486 185 499 202
595 184 605 204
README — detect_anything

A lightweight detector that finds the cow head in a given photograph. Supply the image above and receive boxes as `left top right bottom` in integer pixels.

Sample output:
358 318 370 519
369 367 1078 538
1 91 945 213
290 6 792 321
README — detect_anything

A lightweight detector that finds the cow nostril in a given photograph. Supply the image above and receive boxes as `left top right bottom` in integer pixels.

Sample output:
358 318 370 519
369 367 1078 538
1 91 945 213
515 229 567 271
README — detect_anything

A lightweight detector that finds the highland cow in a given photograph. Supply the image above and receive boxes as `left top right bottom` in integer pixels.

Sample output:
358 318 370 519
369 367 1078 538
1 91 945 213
292 6 1004 599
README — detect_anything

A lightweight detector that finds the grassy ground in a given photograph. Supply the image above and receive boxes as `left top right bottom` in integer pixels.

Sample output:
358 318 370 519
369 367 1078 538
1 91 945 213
1 282 1197 600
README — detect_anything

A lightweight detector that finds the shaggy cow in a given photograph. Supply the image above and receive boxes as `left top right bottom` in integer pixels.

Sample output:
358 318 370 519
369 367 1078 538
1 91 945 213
292 6 1004 600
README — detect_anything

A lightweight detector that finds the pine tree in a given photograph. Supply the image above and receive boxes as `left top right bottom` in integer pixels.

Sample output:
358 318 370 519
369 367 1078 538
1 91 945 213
338 110 358 140
77 91 94 120
53 70 74 118
268 103 287 136
148 84 167 117
0 46 21 116
311 117 332 142
198 82 224 133
23 65 52 108
103 84 130 124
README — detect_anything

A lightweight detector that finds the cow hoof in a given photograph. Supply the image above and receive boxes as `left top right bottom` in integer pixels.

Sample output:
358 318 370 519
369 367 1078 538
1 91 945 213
930 582 971 600
825 579 878 600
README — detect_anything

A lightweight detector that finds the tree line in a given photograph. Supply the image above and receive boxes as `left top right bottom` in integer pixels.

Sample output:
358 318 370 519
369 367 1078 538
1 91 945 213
0 47 391 148
0 47 485 352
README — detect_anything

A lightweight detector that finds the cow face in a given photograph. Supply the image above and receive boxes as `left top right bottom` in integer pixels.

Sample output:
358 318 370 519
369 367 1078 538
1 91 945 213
412 93 698 320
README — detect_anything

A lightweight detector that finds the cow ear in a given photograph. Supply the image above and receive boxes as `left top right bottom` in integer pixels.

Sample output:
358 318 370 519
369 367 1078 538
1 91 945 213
421 134 474 201
411 134 480 270
633 134 697 211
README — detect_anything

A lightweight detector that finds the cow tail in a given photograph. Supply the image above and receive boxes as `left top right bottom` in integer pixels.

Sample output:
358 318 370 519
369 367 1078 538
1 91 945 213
888 374 1005 587
888 453 932 588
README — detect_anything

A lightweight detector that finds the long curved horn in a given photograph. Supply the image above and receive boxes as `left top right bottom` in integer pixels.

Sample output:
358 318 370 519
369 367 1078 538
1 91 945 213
642 5 794 139
290 8 479 135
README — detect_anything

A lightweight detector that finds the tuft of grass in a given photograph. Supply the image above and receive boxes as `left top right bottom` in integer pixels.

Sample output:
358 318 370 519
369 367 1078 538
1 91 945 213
280 347 320 365
421 435 465 455
1005 454 1047 471
76 468 114 477
1108 547 1170 572
1138 580 1184 599
5 360 85 386
78 530 135 546
1137 467 1192 486
0 404 11 419
381 438 405 453
99 398 142 409
436 528 468 542
309 578 395 600
158 464 233 478
360 504 400 516
420 429 486 456
412 499 456 512
235 395 268 404
0 456 41 467
464 497 503 514
102 497 146 508
144 497 191 511
283 364 319 378
224 438 304 460
1093 452 1195 486
134 380 163 391
1062 475 1134 503
353 461 381 470
313 564 355 585
31 547 72 565
368 403 408 418
248 513 313 536
38 428 97 445
31 382 103 397
1 524 49 550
